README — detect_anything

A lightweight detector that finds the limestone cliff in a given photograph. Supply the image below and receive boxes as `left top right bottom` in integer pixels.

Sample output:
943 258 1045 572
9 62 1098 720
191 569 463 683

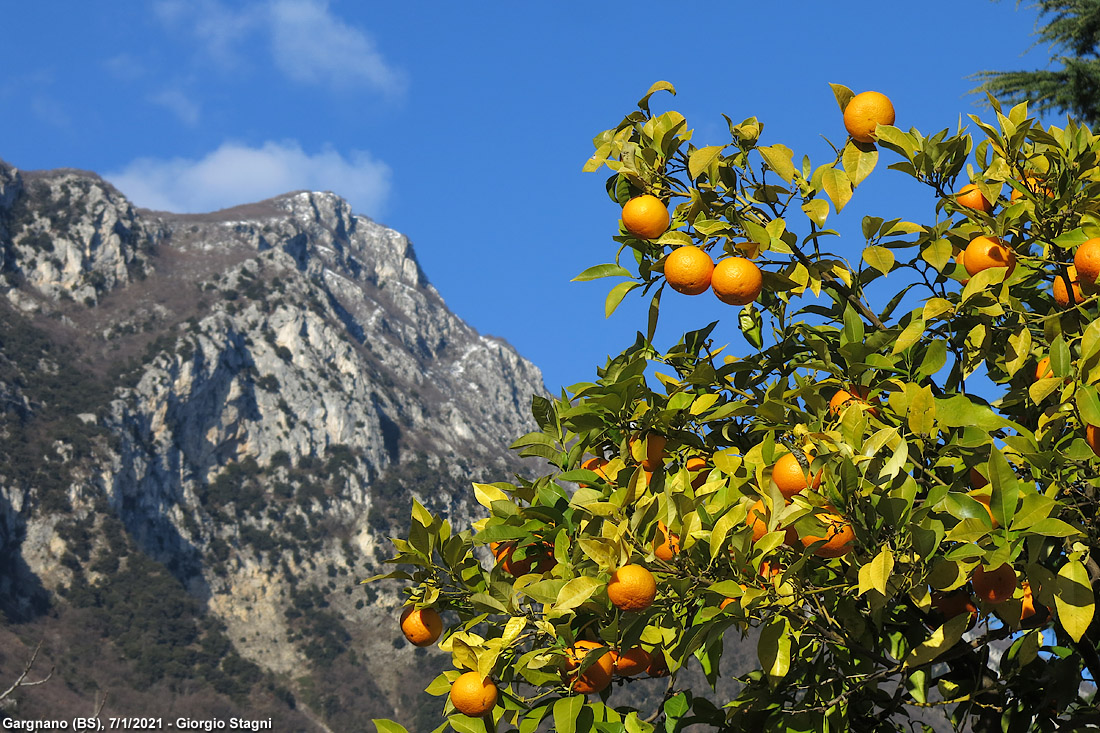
0 159 544 729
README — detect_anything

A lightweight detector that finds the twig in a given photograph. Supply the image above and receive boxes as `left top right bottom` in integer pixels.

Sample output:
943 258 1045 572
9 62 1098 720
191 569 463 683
0 642 53 703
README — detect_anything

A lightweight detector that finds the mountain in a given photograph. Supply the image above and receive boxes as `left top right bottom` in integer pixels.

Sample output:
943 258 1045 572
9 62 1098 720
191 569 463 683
0 160 545 730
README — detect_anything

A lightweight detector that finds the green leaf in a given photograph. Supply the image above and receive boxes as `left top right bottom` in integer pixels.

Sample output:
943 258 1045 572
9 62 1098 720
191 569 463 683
554 695 585 733
892 318 925 355
554 577 602 612
842 141 878 186
907 385 936 436
934 395 1014 432
1077 385 1100 426
988 449 1020 530
829 82 855 111
605 280 641 318
862 246 895 275
821 166 853 213
373 720 410 733
904 613 969 668
1010 493 1056 530
757 616 791 687
858 548 894 596
638 81 676 112
689 145 726 180
758 144 795 182
1028 518 1081 537
573 263 634 282
1055 560 1095 642
802 199 829 227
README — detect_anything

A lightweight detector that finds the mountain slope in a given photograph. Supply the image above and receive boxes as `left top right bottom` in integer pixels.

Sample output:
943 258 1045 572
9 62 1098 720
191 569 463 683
0 160 545 729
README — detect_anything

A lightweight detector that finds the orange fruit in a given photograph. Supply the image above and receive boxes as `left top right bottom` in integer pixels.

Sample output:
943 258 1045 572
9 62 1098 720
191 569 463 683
653 521 680 562
1074 237 1100 287
645 650 670 677
964 236 1016 276
1052 265 1084 307
1019 581 1045 625
1087 424 1100 457
491 541 555 576
955 184 992 213
711 257 763 306
931 589 978 620
622 195 669 240
630 432 667 470
828 386 876 416
843 91 896 144
664 246 714 295
968 491 998 528
607 564 657 611
564 641 614 694
400 606 443 647
759 560 783 582
611 647 651 677
686 455 710 489
1010 175 1051 202
1035 357 1054 381
772 451 823 499
450 671 498 717
580 456 609 487
746 499 770 542
799 511 855 558
973 563 1016 604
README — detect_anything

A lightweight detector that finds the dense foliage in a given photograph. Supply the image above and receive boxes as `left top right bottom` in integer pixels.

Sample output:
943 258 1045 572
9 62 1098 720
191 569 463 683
371 82 1100 732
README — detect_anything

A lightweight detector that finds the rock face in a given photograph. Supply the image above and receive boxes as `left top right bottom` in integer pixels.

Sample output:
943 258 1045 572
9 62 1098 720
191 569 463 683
0 159 545 728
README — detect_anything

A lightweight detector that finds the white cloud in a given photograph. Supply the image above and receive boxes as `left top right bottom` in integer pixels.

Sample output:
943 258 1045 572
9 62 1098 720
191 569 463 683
152 0 403 94
268 0 405 93
149 89 202 126
103 141 391 217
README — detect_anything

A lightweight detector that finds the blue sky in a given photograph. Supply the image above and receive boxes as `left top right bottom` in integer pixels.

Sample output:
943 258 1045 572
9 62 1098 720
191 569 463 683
1 1 1052 394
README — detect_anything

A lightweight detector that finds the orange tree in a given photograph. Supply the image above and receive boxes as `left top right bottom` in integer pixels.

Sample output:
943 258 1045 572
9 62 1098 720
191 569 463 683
367 82 1100 732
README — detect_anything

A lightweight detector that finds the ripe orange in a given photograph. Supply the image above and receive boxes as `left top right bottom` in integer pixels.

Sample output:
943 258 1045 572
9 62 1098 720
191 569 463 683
1074 237 1100 287
400 606 443 647
630 432 667 470
1010 175 1052 202
973 563 1016 604
653 520 680 562
1019 580 1045 625
1035 357 1053 381
622 195 669 240
843 91 895 144
829 386 875 416
711 257 763 306
607 564 657 611
611 647 651 677
580 456 609 487
930 589 978 620
564 641 614 694
645 650 670 677
664 246 714 295
772 451 823 499
686 455 710 489
746 499 770 542
799 510 855 558
955 184 992 213
964 236 1016 276
491 541 555 576
450 671 498 717
1053 265 1084 307
1087 424 1100 457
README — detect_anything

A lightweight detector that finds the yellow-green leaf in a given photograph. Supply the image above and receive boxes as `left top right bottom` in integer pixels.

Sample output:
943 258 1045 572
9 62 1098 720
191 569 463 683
904 613 970 668
758 144 795 182
863 245 895 275
908 385 936 436
821 167 853 213
892 317 926 355
1055 560 1095 643
858 548 894 596
554 576 601 613
605 280 641 318
802 199 829 227
842 141 878 186
689 145 725 180
473 483 510 510
758 616 791 687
